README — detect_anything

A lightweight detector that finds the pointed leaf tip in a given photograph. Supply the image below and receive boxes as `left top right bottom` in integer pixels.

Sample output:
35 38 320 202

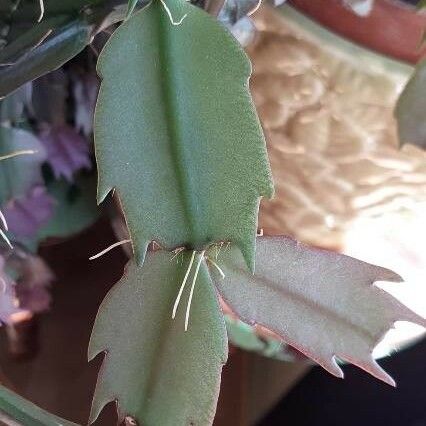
209 236 426 386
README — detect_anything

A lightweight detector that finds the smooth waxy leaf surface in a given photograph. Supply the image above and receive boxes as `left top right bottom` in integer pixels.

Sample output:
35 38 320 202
0 15 70 66
89 251 227 425
209 236 426 385
395 59 426 149
0 384 78 426
0 126 46 204
0 20 92 97
94 0 273 270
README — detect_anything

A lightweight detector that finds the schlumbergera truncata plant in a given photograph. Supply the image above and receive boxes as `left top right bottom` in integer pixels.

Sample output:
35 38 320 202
0 0 426 424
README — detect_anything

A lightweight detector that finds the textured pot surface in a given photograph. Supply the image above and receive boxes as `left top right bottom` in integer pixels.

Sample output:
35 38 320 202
252 6 424 247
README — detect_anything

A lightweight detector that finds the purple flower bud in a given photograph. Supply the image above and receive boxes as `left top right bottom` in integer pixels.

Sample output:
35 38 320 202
3 186 55 238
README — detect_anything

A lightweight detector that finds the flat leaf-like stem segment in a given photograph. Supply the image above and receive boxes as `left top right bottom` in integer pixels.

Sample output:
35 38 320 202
208 236 426 386
395 59 426 149
94 0 274 271
0 19 92 98
0 384 78 426
89 251 228 425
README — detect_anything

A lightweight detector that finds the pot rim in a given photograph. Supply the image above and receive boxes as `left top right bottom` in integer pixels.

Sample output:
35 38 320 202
288 0 426 64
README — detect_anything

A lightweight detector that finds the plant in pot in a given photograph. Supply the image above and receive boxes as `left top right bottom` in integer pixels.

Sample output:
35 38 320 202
0 0 425 425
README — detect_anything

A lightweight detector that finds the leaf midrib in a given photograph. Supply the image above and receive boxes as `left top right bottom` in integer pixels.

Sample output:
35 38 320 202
231 264 376 343
156 2 199 248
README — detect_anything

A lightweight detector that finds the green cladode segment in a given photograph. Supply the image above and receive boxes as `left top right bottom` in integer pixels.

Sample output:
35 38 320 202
395 59 426 150
94 0 273 271
0 15 71 65
0 0 136 98
89 250 228 425
0 19 93 98
208 236 426 386
0 384 78 426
